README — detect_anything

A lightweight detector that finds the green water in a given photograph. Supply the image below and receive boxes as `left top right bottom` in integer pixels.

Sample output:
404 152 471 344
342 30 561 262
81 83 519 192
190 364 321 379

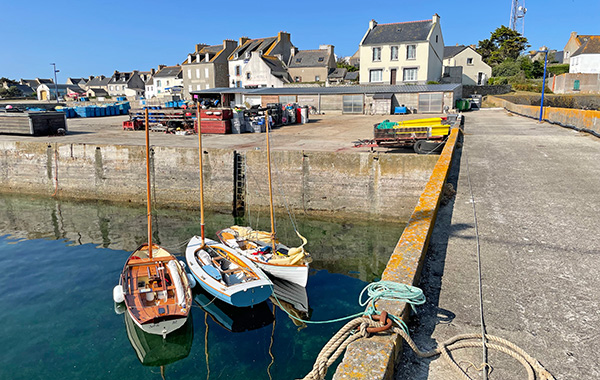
0 194 405 379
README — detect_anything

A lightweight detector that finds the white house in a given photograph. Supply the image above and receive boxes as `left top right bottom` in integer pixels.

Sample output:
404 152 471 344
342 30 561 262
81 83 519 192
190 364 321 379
569 35 600 74
241 52 292 88
150 65 183 98
443 45 491 85
359 14 444 85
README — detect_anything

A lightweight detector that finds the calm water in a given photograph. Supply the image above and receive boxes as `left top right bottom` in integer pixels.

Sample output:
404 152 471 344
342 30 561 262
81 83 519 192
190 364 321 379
0 194 405 380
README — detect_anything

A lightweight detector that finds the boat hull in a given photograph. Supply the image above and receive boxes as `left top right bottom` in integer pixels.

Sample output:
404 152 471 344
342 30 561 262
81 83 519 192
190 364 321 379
253 260 309 288
185 236 273 307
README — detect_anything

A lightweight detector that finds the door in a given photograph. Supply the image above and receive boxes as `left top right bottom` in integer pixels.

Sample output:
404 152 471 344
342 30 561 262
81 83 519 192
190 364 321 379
41 91 47 100
342 95 363 114
390 69 397 85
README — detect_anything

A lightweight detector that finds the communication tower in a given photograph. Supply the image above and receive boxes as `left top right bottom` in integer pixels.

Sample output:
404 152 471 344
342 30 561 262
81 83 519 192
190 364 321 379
509 0 527 35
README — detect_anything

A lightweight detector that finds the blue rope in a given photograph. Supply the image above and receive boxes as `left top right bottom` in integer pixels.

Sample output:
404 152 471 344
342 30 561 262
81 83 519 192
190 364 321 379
271 280 425 333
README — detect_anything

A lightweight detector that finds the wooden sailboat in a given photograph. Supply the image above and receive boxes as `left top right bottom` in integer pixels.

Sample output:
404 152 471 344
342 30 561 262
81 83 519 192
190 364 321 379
186 102 273 307
217 109 312 287
113 109 193 338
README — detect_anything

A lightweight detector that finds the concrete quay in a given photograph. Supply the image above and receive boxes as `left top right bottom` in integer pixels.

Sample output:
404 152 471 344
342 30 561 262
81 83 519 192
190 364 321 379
395 109 600 379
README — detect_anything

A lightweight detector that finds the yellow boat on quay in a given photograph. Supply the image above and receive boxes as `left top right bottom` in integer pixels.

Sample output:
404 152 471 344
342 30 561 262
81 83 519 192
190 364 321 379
373 117 451 153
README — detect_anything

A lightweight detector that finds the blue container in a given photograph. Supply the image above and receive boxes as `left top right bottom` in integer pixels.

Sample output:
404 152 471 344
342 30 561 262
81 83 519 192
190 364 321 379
394 106 408 114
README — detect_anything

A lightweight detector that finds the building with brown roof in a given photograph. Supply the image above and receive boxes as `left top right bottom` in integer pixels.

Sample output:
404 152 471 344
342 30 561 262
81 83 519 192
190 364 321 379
182 40 237 99
567 34 600 74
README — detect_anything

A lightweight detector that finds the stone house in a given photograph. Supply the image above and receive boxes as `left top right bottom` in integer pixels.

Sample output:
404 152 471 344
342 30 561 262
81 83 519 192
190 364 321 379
443 45 491 85
287 45 336 83
567 35 600 74
152 65 183 98
107 70 146 98
359 14 444 85
241 53 292 88
182 40 238 99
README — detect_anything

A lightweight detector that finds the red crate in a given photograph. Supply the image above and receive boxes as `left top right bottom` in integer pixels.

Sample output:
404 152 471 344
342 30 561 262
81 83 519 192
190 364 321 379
123 120 144 130
195 120 231 134
200 108 233 120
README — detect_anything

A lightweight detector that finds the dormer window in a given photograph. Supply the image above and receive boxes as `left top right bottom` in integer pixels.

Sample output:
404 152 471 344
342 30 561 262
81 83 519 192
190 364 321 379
258 50 263 55
234 53 239 59
245 52 251 59
318 57 324 62
296 57 302 63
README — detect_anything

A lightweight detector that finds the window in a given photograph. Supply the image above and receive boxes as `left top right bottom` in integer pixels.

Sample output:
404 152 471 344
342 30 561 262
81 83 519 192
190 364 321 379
467 58 474 65
418 93 443 113
188 85 192 92
157 89 161 94
294 76 301 82
296 57 302 63
318 57 324 62
187 69 191 78
407 45 416 59
372 47 381 61
369 69 383 82
246 72 251 80
110 85 114 91
343 94 363 114
205 68 209 78
196 85 201 90
403 68 417 81
236 81 242 87
315 75 320 81
206 84 210 89
166 80 170 86
235 66 241 75
279 95 296 104
391 46 399 61
156 80 161 87
436 35 439 43
196 69 200 78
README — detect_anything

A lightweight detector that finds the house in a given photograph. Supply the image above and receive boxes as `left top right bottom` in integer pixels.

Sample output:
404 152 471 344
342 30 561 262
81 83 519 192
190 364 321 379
344 72 359 83
563 32 600 64
228 32 295 88
287 45 336 83
349 49 360 68
37 84 85 101
1 81 35 97
107 70 145 98
66 77 88 88
328 68 347 84
359 14 444 85
86 88 109 98
568 35 600 74
443 45 491 85
182 40 238 99
152 65 183 97
85 75 110 94
241 53 292 88
20 78 54 91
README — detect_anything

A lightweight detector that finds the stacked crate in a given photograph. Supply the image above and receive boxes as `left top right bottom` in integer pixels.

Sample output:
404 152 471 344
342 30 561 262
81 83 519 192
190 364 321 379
196 108 233 134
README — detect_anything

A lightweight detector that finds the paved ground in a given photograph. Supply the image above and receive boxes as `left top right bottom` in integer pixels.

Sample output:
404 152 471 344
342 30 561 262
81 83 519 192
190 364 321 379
0 112 443 153
395 109 600 379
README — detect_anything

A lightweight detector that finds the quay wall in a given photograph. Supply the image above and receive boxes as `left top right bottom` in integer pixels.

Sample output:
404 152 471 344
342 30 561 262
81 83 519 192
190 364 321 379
333 127 461 379
0 141 438 220
486 95 600 137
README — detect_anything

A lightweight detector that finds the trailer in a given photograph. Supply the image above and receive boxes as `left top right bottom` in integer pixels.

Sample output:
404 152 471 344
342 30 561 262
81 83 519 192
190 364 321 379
125 107 197 132
0 111 67 136
373 117 451 154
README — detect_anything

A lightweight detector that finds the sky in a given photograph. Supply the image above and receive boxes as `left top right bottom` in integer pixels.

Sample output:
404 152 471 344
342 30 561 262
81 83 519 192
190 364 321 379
1 0 598 81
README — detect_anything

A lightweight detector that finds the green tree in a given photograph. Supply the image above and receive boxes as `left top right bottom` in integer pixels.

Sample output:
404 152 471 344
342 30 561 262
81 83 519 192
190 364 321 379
477 25 530 65
0 86 22 98
336 60 358 72
519 57 533 78
531 60 545 78
492 59 520 77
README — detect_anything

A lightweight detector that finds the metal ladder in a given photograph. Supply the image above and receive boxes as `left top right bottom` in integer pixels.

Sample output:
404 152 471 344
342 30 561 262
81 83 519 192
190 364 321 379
233 151 246 217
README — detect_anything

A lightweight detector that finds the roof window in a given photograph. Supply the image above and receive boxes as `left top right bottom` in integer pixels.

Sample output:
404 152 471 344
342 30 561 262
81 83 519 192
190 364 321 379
318 57 324 62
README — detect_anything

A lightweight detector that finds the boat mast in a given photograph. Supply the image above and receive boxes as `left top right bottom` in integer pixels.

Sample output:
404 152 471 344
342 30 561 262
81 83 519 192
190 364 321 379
196 102 205 246
265 109 277 252
145 108 153 258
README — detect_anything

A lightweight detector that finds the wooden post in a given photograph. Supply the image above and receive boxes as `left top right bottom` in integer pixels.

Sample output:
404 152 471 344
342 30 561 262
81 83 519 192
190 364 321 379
265 109 277 252
145 108 153 258
197 102 205 246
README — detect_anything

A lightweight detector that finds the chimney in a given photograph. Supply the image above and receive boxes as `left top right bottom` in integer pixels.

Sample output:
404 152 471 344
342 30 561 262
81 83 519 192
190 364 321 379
290 46 296 58
195 43 208 53
100 75 105 79
158 65 166 70
89 75 94 81
570 31 577 39
470 44 476 49
369 19 377 30
150 68 155 75
278 31 290 43
319 44 334 55
239 36 250 46
224 39 238 51
432 13 440 23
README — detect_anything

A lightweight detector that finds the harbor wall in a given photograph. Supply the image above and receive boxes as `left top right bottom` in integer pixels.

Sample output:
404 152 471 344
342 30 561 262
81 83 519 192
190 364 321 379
333 127 461 379
0 141 438 220
486 95 600 136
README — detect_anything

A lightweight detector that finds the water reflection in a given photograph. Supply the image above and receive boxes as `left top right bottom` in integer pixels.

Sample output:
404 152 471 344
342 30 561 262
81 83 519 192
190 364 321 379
0 193 405 283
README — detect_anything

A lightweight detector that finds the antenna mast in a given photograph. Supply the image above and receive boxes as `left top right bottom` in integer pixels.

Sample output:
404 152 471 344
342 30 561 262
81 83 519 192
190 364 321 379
509 0 527 35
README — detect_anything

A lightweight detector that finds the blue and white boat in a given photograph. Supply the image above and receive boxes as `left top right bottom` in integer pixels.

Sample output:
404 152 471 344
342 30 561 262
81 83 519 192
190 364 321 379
185 236 273 307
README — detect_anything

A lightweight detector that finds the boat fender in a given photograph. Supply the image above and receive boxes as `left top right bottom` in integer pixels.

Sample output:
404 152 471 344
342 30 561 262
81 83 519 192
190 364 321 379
114 302 126 315
167 260 186 308
179 260 187 269
186 273 197 288
113 285 124 303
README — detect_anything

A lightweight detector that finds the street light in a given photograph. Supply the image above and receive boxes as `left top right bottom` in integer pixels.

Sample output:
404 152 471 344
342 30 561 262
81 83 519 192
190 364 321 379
50 63 60 103
536 51 548 122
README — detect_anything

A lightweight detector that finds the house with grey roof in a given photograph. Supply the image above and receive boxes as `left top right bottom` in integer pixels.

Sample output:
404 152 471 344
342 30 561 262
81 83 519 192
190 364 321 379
107 70 145 98
228 32 295 88
328 68 347 84
182 40 238 99
288 45 336 83
150 65 183 98
359 14 444 85
443 45 491 85
568 35 600 74
66 77 88 88
19 78 54 91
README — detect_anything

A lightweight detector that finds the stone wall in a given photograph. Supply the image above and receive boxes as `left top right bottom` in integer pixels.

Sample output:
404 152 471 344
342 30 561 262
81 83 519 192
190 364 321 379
462 84 512 98
0 142 438 220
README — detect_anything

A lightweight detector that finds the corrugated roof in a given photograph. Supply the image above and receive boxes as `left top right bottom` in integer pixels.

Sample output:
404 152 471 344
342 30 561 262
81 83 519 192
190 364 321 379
288 49 331 68
362 20 433 45
191 83 460 96
444 45 468 59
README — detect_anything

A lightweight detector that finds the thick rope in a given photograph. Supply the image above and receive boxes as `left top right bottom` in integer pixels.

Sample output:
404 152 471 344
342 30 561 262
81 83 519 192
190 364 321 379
300 318 556 380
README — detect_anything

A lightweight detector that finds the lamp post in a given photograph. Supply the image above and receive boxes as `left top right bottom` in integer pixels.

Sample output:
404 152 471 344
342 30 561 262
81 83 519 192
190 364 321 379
50 63 60 103
538 50 548 122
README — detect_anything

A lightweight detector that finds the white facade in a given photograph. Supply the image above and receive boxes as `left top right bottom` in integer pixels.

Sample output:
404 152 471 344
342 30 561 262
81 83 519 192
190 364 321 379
359 15 444 85
570 54 600 74
443 47 491 85
231 52 286 88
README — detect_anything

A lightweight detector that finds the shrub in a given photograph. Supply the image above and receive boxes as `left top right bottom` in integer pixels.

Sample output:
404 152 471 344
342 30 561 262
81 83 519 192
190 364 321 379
547 64 569 76
427 81 440 85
